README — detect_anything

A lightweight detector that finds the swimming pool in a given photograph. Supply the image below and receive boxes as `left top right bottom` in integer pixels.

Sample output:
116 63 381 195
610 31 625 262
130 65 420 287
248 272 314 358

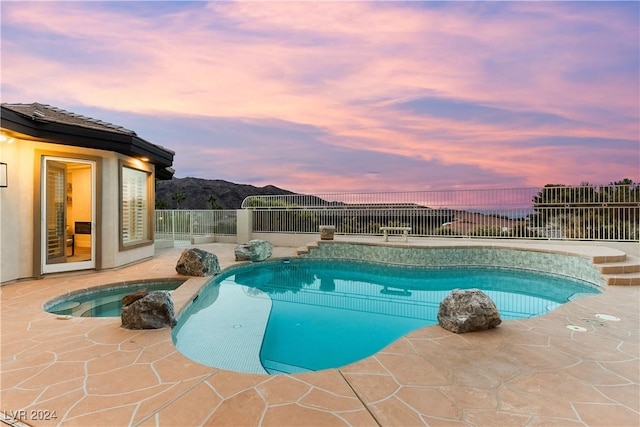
46 279 186 317
172 259 600 375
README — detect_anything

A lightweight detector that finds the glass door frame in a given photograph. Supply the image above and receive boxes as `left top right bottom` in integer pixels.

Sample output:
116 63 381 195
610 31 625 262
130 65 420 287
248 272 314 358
41 156 96 274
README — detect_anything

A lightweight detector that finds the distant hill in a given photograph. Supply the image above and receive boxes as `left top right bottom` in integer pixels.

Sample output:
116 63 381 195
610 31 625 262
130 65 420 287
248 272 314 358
155 177 296 209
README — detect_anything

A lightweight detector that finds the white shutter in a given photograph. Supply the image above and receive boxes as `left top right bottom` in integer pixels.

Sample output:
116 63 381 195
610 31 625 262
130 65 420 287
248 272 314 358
122 166 149 244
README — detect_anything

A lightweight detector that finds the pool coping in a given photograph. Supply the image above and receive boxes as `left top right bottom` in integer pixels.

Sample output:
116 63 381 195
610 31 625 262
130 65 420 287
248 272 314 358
43 277 190 314
172 240 628 317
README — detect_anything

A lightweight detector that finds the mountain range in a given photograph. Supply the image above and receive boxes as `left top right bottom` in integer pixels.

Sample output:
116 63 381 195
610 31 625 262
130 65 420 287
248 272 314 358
155 177 296 209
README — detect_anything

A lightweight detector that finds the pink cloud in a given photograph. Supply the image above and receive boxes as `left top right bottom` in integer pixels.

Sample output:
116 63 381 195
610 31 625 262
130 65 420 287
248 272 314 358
2 1 637 192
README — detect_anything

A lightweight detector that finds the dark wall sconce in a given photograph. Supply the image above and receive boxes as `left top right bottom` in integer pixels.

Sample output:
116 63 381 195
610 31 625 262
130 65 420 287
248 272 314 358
0 162 7 188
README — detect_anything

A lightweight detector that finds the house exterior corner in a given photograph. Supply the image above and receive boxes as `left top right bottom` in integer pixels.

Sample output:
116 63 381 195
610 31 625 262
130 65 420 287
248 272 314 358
0 103 175 283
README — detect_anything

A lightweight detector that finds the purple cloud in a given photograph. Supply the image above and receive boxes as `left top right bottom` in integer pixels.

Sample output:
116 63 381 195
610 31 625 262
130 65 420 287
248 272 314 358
1 1 637 193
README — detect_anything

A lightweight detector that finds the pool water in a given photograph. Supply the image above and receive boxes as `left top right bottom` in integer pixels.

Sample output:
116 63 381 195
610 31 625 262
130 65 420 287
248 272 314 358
172 259 600 375
46 279 186 317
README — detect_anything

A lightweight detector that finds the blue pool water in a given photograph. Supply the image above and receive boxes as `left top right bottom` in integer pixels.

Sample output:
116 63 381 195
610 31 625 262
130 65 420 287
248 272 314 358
46 279 186 317
172 259 600 375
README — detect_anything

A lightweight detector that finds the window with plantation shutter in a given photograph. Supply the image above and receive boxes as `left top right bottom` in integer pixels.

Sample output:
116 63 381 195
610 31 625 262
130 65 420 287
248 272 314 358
121 165 151 247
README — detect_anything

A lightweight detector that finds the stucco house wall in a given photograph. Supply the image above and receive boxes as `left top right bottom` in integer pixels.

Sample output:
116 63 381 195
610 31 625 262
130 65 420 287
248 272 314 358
0 103 175 284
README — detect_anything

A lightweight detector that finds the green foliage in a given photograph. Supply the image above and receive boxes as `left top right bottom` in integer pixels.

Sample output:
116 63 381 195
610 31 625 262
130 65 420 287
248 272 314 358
250 197 320 232
155 198 168 209
531 179 639 240
340 217 360 233
172 192 186 209
433 227 458 236
508 223 539 238
244 197 293 208
470 226 508 237
208 195 223 210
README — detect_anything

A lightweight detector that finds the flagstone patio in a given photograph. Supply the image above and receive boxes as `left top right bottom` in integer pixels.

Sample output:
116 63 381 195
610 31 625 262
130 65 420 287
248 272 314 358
1 240 638 426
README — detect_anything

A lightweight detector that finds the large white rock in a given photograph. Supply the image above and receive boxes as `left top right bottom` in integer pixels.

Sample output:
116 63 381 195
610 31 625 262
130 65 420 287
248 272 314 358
235 239 273 262
437 289 502 334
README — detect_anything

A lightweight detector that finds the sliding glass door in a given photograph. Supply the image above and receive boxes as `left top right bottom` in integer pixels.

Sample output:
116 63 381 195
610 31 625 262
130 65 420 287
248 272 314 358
42 157 96 274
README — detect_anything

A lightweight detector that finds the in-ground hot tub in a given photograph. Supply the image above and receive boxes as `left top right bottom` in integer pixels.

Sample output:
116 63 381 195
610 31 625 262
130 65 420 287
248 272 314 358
45 278 187 317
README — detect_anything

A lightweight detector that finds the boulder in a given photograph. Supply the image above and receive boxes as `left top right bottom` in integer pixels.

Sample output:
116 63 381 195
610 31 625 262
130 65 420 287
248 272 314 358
175 248 220 276
121 288 148 306
235 239 273 262
437 289 501 334
121 291 176 329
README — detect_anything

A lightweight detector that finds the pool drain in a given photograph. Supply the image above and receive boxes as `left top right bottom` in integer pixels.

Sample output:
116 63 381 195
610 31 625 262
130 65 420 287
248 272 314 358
567 325 587 332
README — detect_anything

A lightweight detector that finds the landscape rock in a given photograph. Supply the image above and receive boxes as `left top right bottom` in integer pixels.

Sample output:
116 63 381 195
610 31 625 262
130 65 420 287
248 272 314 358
235 239 273 262
121 288 148 306
437 289 502 334
121 291 176 329
175 248 220 276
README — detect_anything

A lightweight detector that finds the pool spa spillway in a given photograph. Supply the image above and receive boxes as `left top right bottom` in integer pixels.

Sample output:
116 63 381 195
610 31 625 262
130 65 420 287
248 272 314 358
172 256 600 375
45 278 187 317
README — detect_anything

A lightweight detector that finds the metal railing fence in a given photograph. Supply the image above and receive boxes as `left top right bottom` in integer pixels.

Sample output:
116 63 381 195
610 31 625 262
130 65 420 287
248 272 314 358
243 184 640 241
242 188 539 209
154 210 237 244
242 185 640 209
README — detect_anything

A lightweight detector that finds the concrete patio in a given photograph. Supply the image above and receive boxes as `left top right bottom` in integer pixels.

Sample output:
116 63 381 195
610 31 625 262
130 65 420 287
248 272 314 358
1 239 638 426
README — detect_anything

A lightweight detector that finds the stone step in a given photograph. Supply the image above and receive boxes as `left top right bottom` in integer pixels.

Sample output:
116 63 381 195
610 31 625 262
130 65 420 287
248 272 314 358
603 272 640 286
598 260 640 275
594 253 640 285
296 241 318 256
592 253 628 264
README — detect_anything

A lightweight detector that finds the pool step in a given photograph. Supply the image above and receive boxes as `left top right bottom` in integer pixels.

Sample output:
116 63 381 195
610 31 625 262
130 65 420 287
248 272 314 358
597 254 640 286
262 359 313 375
296 242 319 256
597 258 640 274
591 254 628 264
602 272 640 286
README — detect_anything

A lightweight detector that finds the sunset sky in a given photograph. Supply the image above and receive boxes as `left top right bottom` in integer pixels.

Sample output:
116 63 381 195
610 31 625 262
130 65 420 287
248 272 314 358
2 1 638 194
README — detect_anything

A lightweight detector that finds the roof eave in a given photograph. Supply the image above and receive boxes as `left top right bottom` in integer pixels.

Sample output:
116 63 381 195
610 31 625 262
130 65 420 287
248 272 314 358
1 106 175 180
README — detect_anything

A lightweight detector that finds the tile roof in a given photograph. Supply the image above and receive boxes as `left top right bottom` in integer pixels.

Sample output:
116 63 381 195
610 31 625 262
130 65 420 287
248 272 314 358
1 102 137 136
1 102 176 179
